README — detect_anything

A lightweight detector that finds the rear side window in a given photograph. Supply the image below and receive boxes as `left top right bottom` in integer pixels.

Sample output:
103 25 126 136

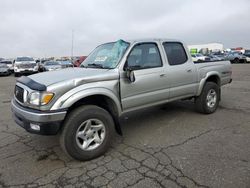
163 42 188 65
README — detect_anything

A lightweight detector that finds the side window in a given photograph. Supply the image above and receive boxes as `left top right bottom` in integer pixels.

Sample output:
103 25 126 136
163 42 188 66
126 43 162 70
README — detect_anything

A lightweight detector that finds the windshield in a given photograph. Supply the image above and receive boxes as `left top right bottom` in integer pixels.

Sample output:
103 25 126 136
16 57 34 61
81 40 130 69
0 61 12 64
45 61 59 66
244 52 250 57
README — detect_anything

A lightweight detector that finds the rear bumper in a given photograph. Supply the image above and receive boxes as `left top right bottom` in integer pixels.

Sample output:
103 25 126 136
11 99 67 135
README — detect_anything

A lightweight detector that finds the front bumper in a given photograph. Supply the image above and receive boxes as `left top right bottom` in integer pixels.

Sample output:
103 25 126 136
15 68 38 74
0 70 10 75
11 99 67 135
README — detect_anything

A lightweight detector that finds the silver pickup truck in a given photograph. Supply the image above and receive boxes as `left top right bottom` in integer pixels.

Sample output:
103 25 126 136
11 39 232 160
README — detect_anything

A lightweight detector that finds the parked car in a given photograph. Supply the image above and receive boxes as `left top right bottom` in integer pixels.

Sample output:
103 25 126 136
11 38 232 161
43 61 62 71
211 52 226 59
0 63 11 76
0 60 14 72
207 55 223 61
59 60 74 68
225 51 247 63
14 57 38 77
73 56 87 67
244 50 250 63
191 53 210 62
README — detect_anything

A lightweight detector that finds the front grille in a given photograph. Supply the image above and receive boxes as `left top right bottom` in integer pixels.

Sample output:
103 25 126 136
20 63 36 68
15 85 24 103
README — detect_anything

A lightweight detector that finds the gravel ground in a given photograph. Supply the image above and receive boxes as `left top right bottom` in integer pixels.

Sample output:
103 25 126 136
0 64 249 188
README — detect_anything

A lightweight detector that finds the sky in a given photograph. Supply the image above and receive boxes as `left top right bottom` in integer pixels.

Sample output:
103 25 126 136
0 0 250 58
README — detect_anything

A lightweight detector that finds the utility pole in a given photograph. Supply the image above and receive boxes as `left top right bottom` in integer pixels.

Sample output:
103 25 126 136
71 30 74 62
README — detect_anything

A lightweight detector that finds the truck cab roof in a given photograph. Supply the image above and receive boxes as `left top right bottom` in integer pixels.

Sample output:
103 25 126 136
125 38 183 44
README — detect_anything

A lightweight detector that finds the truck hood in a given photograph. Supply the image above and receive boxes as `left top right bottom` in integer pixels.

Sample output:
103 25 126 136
28 68 118 87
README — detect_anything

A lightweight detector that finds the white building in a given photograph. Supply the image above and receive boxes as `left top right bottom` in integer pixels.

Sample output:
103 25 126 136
188 43 224 53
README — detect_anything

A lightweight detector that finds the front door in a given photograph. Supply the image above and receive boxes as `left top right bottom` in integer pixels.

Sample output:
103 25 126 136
120 43 170 111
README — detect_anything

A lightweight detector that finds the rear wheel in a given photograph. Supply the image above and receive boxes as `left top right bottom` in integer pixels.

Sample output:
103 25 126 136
60 105 115 161
234 58 240 64
195 82 220 114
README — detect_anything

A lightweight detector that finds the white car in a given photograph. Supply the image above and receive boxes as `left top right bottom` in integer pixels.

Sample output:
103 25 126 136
244 51 250 63
246 56 250 63
0 64 11 76
191 53 210 62
14 57 38 77
0 60 14 72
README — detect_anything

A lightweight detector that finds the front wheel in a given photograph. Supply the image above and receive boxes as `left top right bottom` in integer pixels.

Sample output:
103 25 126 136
14 73 20 77
195 82 220 114
60 105 115 161
234 58 240 64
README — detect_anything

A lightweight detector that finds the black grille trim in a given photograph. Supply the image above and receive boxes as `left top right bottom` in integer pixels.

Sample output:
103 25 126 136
15 85 24 103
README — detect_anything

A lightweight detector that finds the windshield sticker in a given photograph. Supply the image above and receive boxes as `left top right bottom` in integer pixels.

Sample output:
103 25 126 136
95 56 107 62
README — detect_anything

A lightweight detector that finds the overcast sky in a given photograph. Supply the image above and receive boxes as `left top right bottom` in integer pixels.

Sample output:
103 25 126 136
1 0 250 58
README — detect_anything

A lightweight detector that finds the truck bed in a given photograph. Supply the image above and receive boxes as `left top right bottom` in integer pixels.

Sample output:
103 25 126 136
194 60 232 86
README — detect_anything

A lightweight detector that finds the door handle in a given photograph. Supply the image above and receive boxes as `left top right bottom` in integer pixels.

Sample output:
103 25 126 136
186 69 192 73
160 74 166 77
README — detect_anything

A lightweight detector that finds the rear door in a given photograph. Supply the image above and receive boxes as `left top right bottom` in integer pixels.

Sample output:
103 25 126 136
162 42 198 100
120 42 170 111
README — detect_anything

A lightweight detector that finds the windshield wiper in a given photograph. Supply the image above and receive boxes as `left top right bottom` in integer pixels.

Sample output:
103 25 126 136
85 63 113 69
86 63 104 68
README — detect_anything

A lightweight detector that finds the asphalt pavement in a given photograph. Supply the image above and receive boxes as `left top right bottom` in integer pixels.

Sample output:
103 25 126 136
0 64 249 188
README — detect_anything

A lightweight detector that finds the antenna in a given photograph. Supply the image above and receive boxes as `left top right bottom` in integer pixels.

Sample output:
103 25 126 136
71 30 74 62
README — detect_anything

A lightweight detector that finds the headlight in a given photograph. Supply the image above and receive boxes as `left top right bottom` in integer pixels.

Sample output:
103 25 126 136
34 66 38 71
28 91 54 106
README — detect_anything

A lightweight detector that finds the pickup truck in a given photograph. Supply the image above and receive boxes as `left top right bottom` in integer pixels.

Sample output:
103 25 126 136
11 39 232 161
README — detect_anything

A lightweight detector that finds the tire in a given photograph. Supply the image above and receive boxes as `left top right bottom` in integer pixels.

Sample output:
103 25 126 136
14 73 20 77
234 58 239 64
60 105 115 161
195 82 220 114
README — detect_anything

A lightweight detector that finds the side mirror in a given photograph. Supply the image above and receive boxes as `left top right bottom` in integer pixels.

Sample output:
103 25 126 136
125 67 135 82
